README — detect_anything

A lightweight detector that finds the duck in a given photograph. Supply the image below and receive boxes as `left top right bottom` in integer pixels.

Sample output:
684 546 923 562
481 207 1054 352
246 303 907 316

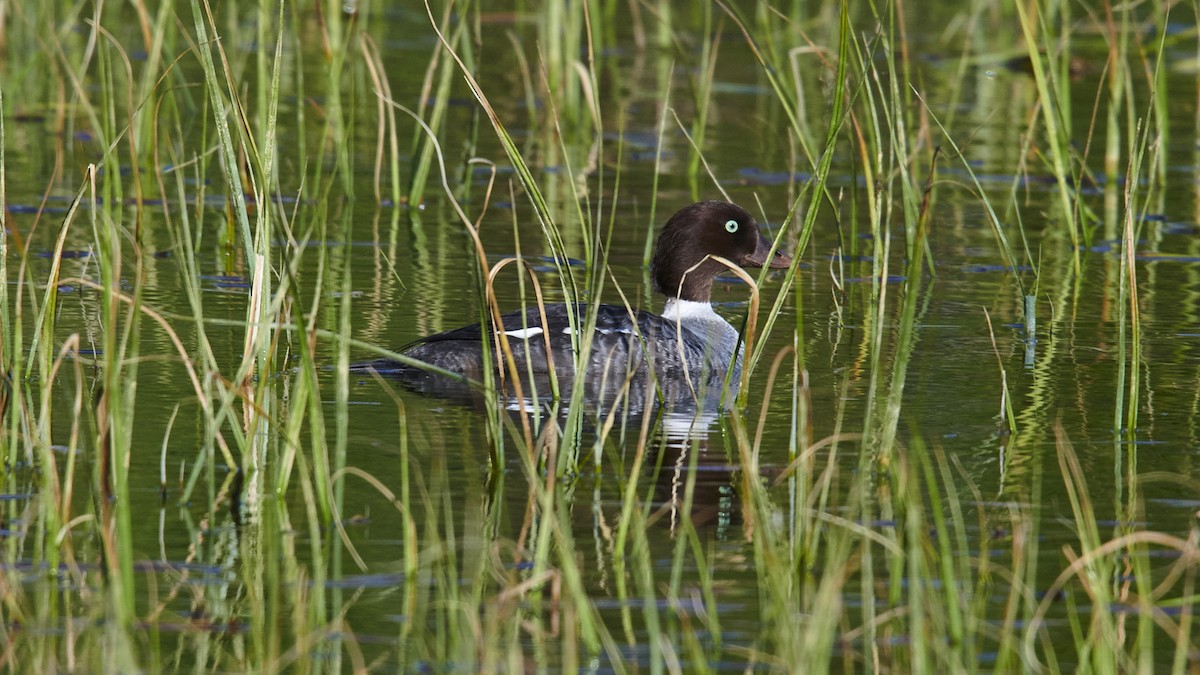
352 200 792 405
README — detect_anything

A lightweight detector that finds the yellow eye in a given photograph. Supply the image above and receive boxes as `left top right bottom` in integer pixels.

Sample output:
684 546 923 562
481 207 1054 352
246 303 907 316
725 219 739 233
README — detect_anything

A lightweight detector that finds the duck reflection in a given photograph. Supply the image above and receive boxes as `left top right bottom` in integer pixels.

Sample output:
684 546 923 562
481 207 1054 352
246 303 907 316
651 407 740 537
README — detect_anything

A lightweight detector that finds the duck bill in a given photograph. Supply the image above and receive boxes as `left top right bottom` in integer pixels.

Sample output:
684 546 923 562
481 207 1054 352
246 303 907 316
742 233 793 269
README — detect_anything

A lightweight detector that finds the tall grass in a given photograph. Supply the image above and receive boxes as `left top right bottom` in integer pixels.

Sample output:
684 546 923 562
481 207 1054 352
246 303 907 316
0 0 1194 672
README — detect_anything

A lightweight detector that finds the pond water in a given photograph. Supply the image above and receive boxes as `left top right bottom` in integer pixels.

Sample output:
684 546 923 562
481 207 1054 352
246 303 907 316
4 1 1200 672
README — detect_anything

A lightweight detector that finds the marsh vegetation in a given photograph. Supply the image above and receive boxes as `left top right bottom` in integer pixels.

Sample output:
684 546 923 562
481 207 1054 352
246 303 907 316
1 0 1198 672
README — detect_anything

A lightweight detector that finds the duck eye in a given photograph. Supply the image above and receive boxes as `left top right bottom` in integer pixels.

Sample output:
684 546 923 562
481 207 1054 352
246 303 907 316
724 219 739 233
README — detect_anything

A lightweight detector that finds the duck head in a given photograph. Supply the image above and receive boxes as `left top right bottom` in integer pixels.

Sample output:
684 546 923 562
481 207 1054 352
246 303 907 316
651 200 792 302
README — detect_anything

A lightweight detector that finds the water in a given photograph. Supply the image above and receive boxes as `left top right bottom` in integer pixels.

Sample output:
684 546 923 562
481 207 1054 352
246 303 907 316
4 1 1200 671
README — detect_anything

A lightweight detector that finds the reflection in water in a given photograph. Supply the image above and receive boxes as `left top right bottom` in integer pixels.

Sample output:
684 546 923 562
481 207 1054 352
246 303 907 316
654 408 738 537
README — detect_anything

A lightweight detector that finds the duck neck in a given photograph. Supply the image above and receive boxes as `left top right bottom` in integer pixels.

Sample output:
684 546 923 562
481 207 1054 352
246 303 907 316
662 297 722 324
663 270 716 305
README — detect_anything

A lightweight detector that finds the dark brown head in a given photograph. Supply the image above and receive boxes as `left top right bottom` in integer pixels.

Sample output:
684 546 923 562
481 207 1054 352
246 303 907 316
651 200 792 302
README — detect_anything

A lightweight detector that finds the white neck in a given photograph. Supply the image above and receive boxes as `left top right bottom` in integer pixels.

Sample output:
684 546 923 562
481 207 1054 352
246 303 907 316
661 298 722 323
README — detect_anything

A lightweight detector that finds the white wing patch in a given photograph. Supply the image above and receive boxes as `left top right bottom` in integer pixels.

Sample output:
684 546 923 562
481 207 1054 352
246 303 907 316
502 327 544 339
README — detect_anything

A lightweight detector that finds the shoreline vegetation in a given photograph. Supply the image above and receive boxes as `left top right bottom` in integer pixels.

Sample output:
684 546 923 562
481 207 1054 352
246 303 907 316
0 0 1194 672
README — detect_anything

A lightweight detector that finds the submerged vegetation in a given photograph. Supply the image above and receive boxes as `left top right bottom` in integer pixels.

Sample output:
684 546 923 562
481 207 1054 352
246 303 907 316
0 0 1197 672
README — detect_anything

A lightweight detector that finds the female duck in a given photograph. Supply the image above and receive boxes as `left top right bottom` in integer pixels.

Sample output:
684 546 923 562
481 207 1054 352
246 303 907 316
355 200 791 401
